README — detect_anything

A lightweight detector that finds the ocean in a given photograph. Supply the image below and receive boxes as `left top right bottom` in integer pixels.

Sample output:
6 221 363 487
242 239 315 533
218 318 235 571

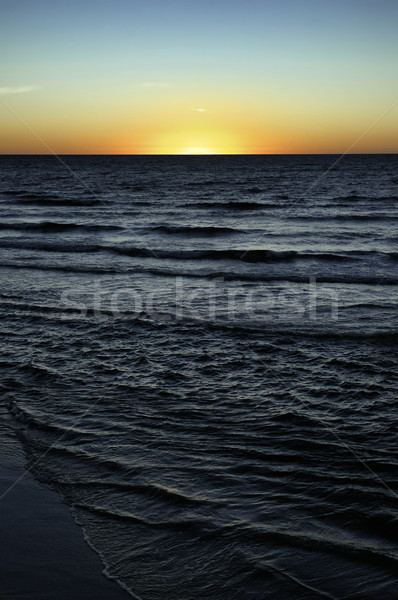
0 154 397 599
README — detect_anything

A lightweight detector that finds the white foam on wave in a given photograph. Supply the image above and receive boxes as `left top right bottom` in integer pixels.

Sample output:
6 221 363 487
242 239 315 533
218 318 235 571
71 505 144 600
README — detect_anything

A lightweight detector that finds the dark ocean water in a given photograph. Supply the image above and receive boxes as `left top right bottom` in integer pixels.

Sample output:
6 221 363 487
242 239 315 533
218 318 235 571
0 155 397 599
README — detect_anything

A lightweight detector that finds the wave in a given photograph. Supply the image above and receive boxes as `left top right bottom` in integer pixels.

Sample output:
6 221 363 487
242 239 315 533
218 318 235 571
291 214 396 221
1 261 398 286
185 182 266 194
145 248 294 261
74 502 218 538
181 201 279 210
0 238 394 263
246 187 263 194
0 190 101 206
236 523 398 568
1 190 49 198
342 302 398 310
331 195 398 203
0 221 123 234
182 198 393 211
186 180 231 187
0 239 101 253
149 225 242 236
21 197 102 207
111 247 370 263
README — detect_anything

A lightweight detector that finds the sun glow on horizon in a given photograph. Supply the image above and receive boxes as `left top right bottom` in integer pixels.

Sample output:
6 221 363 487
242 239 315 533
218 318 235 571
149 128 247 156
179 147 215 155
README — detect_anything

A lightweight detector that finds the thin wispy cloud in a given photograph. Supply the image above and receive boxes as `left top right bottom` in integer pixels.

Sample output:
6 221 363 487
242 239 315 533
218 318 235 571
191 107 207 112
0 85 40 95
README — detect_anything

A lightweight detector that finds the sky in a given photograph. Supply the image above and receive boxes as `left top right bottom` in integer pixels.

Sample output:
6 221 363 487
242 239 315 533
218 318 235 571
0 0 397 154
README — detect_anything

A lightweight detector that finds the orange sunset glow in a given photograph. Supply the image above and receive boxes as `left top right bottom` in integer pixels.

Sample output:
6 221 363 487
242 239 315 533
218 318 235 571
0 1 397 155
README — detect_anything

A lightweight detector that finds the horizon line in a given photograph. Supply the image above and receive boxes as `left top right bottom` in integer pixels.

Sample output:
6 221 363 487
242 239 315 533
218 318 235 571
0 152 397 157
